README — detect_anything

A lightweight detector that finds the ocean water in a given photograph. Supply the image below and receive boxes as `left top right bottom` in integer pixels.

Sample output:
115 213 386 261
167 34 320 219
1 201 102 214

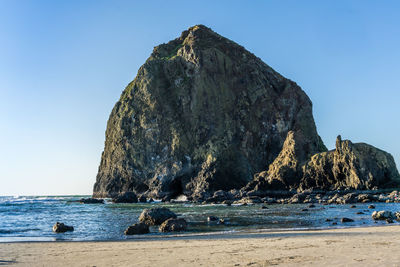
1 195 399 242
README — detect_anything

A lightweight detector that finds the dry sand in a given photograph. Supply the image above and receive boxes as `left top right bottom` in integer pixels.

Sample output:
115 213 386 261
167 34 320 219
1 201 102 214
1 225 400 266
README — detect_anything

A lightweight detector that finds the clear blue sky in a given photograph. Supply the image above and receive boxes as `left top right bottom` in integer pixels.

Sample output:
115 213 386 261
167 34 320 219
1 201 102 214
1 0 399 196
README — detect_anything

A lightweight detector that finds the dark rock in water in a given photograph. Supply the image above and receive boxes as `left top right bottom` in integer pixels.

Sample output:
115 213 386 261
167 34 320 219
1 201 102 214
308 204 316 208
261 205 269 209
92 24 326 199
301 208 309 212
218 218 227 225
341 217 354 223
207 216 219 222
368 205 376 209
138 195 147 203
79 198 104 204
386 218 394 224
159 218 187 232
124 222 149 235
356 212 365 215
332 222 337 225
325 218 332 222
139 207 177 225
372 210 395 221
112 192 138 203
350 205 357 208
52 222 74 233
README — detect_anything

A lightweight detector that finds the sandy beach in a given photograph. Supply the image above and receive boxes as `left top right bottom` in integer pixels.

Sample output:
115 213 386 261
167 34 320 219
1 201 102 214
1 225 400 266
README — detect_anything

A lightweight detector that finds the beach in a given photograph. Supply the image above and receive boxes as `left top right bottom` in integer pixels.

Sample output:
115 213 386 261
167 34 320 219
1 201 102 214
2 225 400 266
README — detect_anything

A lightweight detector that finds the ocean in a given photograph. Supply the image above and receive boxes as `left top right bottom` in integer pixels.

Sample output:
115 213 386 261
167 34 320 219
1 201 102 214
0 195 398 242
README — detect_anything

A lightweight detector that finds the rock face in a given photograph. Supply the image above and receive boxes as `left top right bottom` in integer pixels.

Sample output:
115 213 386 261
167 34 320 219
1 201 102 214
245 130 322 191
300 136 400 190
139 207 177 225
93 24 325 198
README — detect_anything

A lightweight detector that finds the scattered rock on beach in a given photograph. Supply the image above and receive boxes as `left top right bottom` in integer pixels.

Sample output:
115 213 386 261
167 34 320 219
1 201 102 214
112 192 138 203
124 222 149 235
53 222 74 233
79 198 104 204
159 218 187 232
139 207 177 225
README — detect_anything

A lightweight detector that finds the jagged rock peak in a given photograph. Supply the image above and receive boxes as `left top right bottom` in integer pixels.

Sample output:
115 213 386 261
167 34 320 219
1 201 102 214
300 136 400 190
92 24 325 198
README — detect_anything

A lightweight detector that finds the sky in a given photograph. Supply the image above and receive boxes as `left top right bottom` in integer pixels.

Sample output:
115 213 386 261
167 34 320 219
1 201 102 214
0 0 399 196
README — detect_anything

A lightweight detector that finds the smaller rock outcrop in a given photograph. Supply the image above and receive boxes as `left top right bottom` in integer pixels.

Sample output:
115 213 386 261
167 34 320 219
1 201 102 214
300 135 400 190
52 222 74 233
139 207 177 225
246 131 326 192
124 222 149 235
80 198 104 204
372 210 395 220
159 218 187 232
112 192 138 203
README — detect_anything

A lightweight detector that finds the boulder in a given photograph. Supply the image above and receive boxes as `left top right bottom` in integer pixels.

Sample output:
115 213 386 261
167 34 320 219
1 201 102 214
52 222 74 233
371 210 395 220
341 217 354 223
112 192 138 203
139 207 177 225
159 218 187 232
368 205 376 209
124 222 149 235
79 198 104 204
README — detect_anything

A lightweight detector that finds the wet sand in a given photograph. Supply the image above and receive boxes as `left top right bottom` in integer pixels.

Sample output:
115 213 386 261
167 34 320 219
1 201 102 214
1 225 400 266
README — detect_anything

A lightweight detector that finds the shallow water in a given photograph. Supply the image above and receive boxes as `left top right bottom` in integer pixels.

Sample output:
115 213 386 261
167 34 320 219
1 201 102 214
0 195 399 242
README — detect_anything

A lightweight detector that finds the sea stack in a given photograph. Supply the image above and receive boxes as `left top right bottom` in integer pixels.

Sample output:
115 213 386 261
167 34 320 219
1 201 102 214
93 25 399 199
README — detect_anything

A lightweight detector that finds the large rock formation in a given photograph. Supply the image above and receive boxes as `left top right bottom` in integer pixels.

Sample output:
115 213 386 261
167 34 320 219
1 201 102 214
93 25 399 199
92 25 325 198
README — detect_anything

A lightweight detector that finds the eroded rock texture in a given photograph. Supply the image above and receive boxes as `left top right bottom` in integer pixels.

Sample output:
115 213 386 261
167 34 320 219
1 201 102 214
92 25 325 198
299 136 400 190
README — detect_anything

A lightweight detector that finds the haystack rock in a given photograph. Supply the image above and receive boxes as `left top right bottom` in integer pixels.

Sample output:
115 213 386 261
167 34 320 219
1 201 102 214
92 25 399 199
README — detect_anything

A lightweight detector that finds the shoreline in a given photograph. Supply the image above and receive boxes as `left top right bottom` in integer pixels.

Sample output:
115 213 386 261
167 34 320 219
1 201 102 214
2 225 400 266
0 223 392 244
